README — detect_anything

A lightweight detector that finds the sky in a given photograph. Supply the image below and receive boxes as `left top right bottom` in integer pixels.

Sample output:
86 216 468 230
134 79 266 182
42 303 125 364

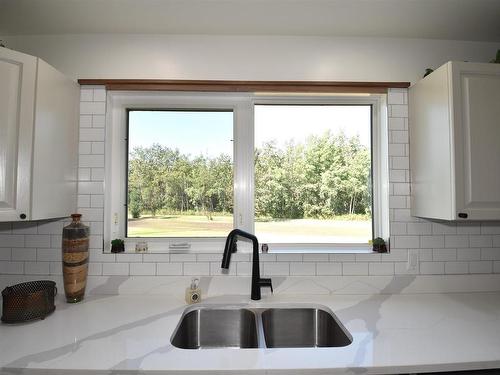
128 105 371 159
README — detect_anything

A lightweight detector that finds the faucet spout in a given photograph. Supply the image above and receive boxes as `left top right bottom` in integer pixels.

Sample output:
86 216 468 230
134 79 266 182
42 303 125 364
221 229 272 300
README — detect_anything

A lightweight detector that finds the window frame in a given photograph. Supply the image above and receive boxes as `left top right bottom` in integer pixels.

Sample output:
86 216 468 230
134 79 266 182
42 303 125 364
105 91 388 253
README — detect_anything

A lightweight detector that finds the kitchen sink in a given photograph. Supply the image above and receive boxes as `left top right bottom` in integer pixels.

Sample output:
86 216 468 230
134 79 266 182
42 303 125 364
170 308 258 349
170 304 352 349
261 308 352 348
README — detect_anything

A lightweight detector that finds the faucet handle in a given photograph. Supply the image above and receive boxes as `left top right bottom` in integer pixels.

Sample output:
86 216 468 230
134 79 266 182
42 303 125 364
259 278 273 293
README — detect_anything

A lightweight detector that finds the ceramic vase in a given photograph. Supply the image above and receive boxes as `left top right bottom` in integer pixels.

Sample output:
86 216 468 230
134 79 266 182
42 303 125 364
62 214 89 303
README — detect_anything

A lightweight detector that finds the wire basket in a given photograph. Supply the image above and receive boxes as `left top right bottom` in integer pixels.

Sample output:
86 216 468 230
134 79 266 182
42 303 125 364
1 280 57 323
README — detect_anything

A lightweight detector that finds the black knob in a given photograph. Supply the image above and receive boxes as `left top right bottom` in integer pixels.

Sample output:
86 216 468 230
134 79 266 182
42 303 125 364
20 213 26 219
458 212 468 219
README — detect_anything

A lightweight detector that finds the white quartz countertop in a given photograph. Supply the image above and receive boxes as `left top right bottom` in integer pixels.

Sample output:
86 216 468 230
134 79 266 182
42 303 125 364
1 289 500 374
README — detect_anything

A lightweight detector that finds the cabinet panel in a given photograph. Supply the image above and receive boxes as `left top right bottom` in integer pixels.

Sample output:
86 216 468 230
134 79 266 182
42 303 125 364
458 72 500 217
0 48 36 221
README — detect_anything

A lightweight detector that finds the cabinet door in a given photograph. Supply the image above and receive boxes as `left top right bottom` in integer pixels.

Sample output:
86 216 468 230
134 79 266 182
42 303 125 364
0 48 36 221
455 65 500 219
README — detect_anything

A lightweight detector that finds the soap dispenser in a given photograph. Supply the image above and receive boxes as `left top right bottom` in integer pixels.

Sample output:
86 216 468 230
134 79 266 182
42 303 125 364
185 278 201 304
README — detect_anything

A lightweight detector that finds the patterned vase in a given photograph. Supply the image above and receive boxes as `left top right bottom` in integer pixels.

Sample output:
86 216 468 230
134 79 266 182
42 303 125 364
62 214 89 303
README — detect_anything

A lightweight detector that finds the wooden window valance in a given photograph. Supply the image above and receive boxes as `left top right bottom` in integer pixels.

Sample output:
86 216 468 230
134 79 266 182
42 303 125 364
77 79 410 94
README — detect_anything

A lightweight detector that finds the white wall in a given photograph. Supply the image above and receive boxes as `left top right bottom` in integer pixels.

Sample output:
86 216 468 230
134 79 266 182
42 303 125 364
1 34 499 84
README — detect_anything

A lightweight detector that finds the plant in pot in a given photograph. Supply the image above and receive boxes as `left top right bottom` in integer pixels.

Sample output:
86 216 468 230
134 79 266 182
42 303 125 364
372 237 387 253
110 239 125 253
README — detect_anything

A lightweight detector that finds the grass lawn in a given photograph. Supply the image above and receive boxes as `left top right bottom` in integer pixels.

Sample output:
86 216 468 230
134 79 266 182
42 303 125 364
128 214 371 243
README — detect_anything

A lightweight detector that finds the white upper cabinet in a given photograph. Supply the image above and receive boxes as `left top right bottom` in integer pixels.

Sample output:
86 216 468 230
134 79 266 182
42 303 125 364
409 61 500 221
0 48 79 222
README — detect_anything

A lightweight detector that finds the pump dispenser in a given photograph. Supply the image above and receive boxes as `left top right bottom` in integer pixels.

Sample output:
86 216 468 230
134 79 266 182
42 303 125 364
185 278 201 304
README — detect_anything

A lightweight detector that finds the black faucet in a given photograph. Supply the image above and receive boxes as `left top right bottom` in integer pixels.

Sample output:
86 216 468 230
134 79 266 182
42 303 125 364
221 228 273 300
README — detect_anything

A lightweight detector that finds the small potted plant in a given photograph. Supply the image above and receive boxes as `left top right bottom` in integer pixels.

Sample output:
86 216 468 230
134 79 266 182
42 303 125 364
110 238 125 253
372 237 387 253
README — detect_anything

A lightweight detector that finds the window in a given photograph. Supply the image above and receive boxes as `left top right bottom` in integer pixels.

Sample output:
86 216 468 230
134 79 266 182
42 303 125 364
254 105 372 244
127 110 234 238
106 92 388 252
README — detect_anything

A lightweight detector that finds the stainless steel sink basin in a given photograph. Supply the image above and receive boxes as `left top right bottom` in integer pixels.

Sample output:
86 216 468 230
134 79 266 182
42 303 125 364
170 304 352 349
261 308 352 348
170 308 258 349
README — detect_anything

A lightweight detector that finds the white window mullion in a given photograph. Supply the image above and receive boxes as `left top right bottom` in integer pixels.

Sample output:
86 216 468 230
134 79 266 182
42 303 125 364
233 101 254 234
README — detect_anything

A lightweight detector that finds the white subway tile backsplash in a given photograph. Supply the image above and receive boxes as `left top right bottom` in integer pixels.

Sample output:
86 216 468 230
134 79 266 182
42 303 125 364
93 88 106 102
11 248 36 261
444 235 469 248
432 222 457 235
407 223 432 235
480 248 500 261
342 262 368 275
390 104 408 117
49 261 63 275
445 262 468 274
316 262 342 275
92 115 105 128
80 89 93 102
88 263 103 276
90 195 104 208
302 254 329 262
391 131 409 144
290 262 315 276
263 262 289 276
330 254 355 262
469 261 493 274
420 262 445 275
469 235 492 248
80 115 92 128
369 262 394 275
184 262 210 276
80 128 105 142
130 263 156 276
0 261 23 274
37 248 61 262
432 248 457 261
421 235 444 248
78 195 91 208
388 117 405 131
103 263 129 276
418 248 433 261
277 254 302 262
79 141 91 154
143 253 170 262
355 253 381 262
0 235 24 248
91 168 105 181
25 235 51 248
80 101 105 115
115 253 142 262
157 263 183 275
456 223 481 235
481 223 500 234
12 222 38 235
170 254 197 262
91 142 105 154
457 248 481 261
79 155 105 168
394 236 419 248
24 261 50 275
0 248 11 261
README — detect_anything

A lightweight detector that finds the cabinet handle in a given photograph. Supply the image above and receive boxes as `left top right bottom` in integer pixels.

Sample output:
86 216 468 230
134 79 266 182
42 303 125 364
458 213 468 219
20 213 27 220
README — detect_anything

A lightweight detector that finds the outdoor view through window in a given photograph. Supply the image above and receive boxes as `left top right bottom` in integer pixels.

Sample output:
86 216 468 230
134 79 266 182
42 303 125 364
127 110 234 237
255 105 372 244
127 105 373 244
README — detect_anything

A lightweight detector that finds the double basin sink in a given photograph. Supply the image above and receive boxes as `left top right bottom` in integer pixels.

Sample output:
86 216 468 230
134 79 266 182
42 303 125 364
171 304 352 349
